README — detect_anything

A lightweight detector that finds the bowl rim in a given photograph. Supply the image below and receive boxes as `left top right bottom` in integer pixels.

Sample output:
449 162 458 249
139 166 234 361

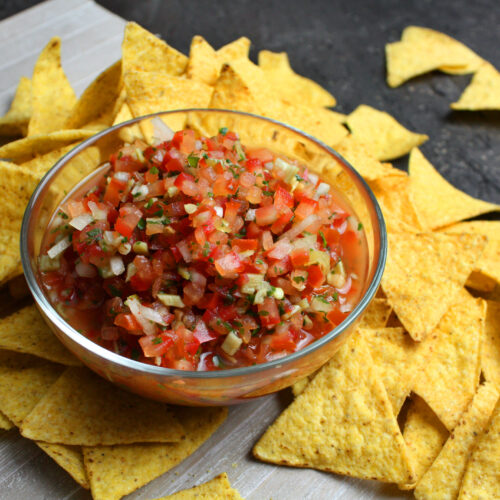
21 108 387 380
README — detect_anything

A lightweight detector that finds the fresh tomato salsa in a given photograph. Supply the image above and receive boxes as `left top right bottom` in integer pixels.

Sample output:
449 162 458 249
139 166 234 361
39 126 368 371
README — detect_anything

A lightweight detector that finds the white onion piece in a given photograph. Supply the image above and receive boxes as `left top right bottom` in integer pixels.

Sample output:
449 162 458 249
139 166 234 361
214 206 223 217
335 275 352 295
340 301 353 313
114 171 130 182
267 238 293 259
75 262 97 278
307 172 319 185
104 231 120 247
245 209 256 221
110 256 125 276
47 237 71 259
279 214 319 241
176 240 192 263
88 201 108 221
69 213 93 231
125 296 162 335
151 117 174 145
313 182 330 200
131 184 149 201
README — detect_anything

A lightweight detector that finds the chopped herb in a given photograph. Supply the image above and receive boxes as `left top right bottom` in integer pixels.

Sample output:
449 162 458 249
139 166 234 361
149 166 159 174
293 276 305 283
255 259 264 265
332 291 339 301
263 190 273 196
258 310 269 316
152 208 164 217
219 127 228 135
137 218 146 230
109 285 122 297
187 154 199 168
152 337 162 345
357 222 363 231
319 231 328 248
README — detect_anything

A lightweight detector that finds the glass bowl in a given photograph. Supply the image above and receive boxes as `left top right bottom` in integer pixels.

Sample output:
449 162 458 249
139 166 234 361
21 109 386 406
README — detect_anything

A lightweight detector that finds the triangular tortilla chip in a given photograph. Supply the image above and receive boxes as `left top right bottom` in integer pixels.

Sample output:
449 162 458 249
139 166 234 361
258 50 336 107
400 396 449 490
452 62 500 110
0 305 80 366
186 35 220 85
0 129 93 162
381 232 486 341
360 327 418 414
458 398 500 499
253 336 416 484
0 76 32 137
20 143 76 177
21 367 184 446
369 174 424 233
28 37 76 136
409 148 500 230
65 60 122 129
482 301 500 390
122 22 187 75
386 26 483 87
112 102 144 143
160 472 243 499
346 105 428 160
414 382 499 500
0 410 14 430
83 406 227 500
413 290 483 431
217 37 251 62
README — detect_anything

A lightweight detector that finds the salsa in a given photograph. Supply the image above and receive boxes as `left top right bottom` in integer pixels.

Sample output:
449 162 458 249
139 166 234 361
39 126 367 371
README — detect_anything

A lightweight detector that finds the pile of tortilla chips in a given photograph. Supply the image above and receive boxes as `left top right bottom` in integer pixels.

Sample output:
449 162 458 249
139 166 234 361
1 21 499 500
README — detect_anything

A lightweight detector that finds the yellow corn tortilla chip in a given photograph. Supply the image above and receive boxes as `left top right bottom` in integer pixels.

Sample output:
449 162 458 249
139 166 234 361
452 62 500 110
458 398 500 499
28 37 76 136
413 290 484 431
21 366 184 446
481 301 500 390
346 105 428 161
83 406 227 500
65 60 122 129
186 35 220 85
0 410 14 430
334 135 402 181
122 22 187 75
409 148 500 230
360 327 418 414
258 50 336 107
386 27 483 87
217 37 251 62
0 76 32 137
20 143 76 177
400 396 449 490
253 335 416 484
112 101 145 144
414 381 499 500
0 305 80 366
369 174 424 233
381 232 486 341
159 472 243 499
0 129 93 163
125 71 213 132
37 443 89 489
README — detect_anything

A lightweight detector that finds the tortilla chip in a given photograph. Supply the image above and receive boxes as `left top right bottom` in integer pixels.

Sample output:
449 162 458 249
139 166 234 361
400 396 449 490
186 35 220 85
414 382 499 500
381 232 486 341
65 60 122 129
481 301 500 390
83 406 227 500
122 22 187 75
0 129 93 163
253 335 415 484
21 367 184 446
28 37 76 136
386 27 483 87
0 77 32 137
0 305 80 366
112 101 145 144
346 105 428 160
451 62 500 110
458 398 500 499
125 71 213 132
360 327 418 414
258 50 336 107
217 37 251 62
20 143 76 177
369 174 424 233
0 410 14 430
413 290 484 431
409 148 500 230
159 472 243 499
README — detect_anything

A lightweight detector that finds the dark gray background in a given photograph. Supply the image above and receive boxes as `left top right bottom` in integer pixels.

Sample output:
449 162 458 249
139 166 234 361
2 0 500 206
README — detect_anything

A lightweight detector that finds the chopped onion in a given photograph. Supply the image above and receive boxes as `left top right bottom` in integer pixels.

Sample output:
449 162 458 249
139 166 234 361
131 184 149 201
267 238 293 259
75 261 97 278
103 231 121 247
110 256 125 276
69 213 93 231
151 117 174 145
279 214 319 241
340 301 353 313
214 206 223 217
313 182 330 200
47 237 71 259
335 275 352 295
245 209 256 221
176 240 192 263
307 172 319 185
88 201 107 221
114 171 130 182
125 295 165 335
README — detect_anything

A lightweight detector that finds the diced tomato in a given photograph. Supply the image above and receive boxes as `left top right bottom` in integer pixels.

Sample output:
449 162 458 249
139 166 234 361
270 208 293 234
326 307 348 326
161 148 184 172
295 197 318 220
247 148 274 163
258 297 280 328
172 129 196 154
214 251 245 278
274 186 294 210
269 324 296 351
290 248 310 267
255 205 278 226
174 172 198 197
139 334 174 357
130 255 155 291
231 239 258 252
114 313 142 332
193 320 217 344
307 264 325 288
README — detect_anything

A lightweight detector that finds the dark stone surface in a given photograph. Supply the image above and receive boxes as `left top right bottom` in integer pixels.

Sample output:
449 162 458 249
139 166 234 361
3 0 500 205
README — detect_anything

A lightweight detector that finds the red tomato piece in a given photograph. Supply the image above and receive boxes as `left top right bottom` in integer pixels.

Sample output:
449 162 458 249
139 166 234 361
307 264 325 288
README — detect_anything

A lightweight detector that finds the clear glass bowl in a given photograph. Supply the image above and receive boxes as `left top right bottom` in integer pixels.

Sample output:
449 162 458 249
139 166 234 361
21 109 386 406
